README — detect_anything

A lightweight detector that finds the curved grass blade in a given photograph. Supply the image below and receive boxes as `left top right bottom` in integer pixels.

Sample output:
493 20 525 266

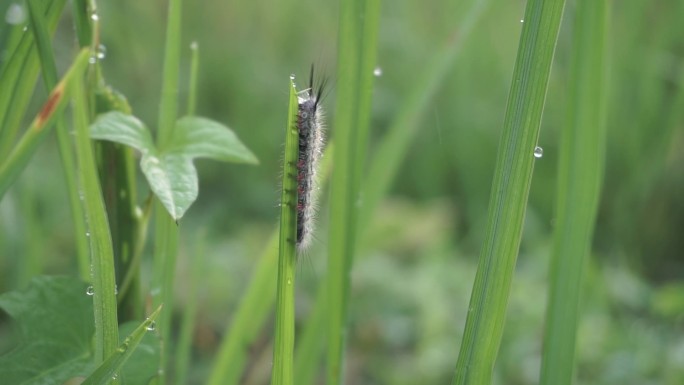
540 1 608 384
26 0 90 281
452 0 566 383
81 306 162 385
270 77 299 385
73 65 120 364
0 48 90 199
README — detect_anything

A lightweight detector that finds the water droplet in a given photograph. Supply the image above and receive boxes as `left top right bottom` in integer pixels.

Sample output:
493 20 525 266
111 373 118 380
289 74 295 81
134 206 143 218
91 13 99 21
373 67 383 77
96 44 106 59
117 342 129 353
534 146 543 158
88 56 97 64
86 286 94 296
22 25 27 32
85 231 90 237
190 41 198 50
5 3 26 25
114 285 118 295
146 321 156 331
520 19 524 23
287 279 292 285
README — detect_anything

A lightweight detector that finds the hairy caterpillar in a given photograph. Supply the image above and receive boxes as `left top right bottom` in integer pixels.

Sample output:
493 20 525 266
295 66 326 251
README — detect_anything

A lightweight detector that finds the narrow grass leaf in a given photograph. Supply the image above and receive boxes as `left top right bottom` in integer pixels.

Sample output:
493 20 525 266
0 48 90 199
73 70 120 363
81 306 162 385
327 0 381 383
271 77 299 385
540 1 608 384
452 0 566 383
26 0 90 281
0 0 67 158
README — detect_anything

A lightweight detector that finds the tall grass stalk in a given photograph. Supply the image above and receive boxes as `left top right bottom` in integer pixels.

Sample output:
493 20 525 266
0 0 67 159
540 1 608 384
174 42 202 385
26 0 90 281
452 0 566 383
270 78 300 385
152 0 183 379
73 58 120 363
326 0 381 383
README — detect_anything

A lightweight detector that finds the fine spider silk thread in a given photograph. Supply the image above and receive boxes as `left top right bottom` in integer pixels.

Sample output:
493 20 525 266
295 66 326 251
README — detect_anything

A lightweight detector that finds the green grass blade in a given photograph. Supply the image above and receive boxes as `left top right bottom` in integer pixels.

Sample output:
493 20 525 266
152 0 183 380
0 49 90 199
452 0 566 383
0 0 67 159
327 0 381 383
173 41 202 385
294 284 327 385
539 1 608 384
174 229 205 385
187 41 199 116
70 0 92 47
270 77 299 385
81 305 162 385
207 232 277 385
73 61 120 363
26 0 90 281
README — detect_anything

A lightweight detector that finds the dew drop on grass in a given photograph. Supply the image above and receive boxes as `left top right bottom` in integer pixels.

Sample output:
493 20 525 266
97 44 106 60
86 286 94 296
111 373 118 380
114 284 118 295
85 231 90 237
534 146 543 158
373 67 383 77
22 25 27 32
91 13 99 21
5 3 26 25
520 19 524 23
146 321 156 331
88 56 97 64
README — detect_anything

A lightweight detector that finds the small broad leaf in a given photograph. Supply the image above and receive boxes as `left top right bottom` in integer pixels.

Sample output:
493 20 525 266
0 276 94 384
140 153 197 220
168 116 258 164
90 111 155 155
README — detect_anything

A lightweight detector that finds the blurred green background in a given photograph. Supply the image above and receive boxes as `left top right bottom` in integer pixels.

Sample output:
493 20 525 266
1 0 683 384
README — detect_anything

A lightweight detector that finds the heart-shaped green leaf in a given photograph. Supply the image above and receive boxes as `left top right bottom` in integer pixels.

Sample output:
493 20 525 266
140 153 197 220
168 116 258 164
90 111 155 154
90 112 257 220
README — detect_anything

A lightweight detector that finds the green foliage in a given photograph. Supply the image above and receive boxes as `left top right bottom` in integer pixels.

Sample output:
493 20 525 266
0 277 161 385
453 0 566 383
90 112 257 220
271 77 299 385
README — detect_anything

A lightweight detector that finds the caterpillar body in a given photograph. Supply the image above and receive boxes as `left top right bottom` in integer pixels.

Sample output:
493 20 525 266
295 67 326 251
